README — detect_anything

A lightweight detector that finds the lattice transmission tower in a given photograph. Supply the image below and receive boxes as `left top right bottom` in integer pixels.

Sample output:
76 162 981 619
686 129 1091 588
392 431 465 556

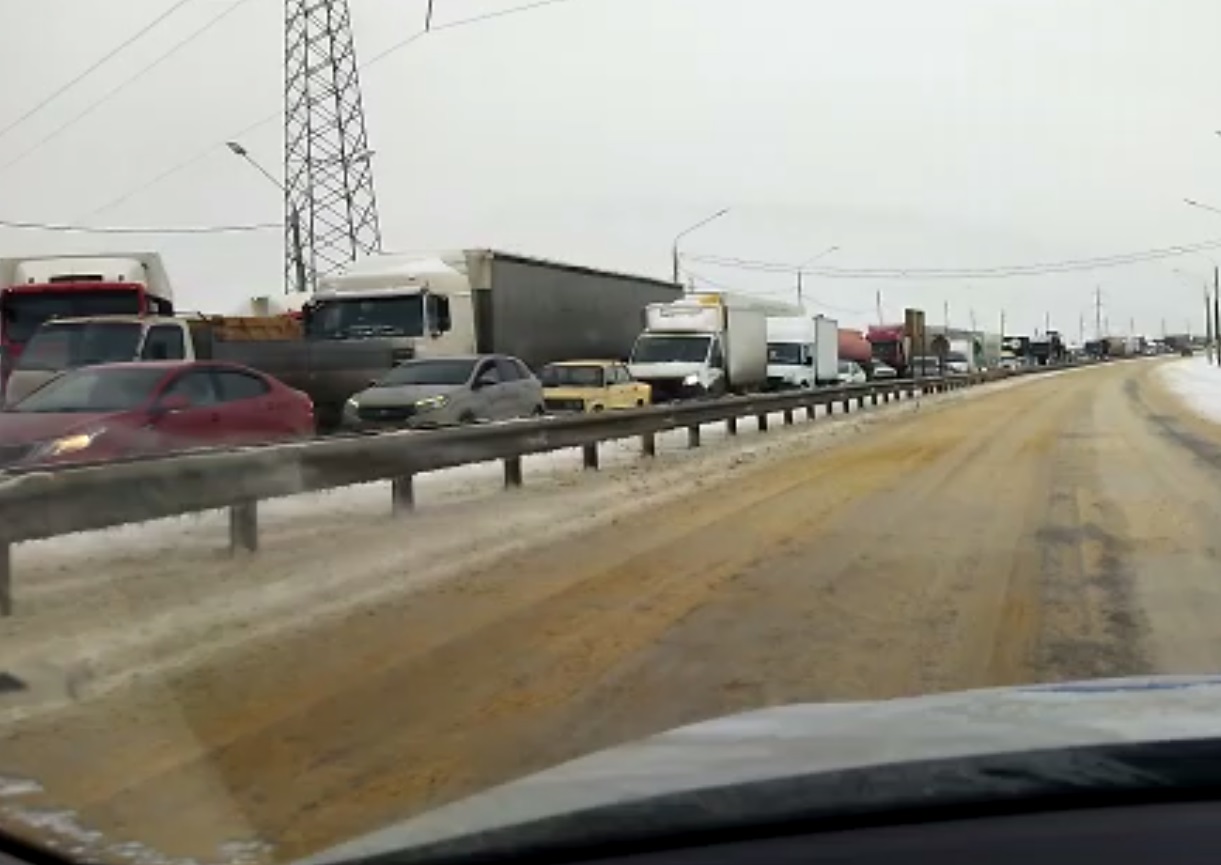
284 0 382 293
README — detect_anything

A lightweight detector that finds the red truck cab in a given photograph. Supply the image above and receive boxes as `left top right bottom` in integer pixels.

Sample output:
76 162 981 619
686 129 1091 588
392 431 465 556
0 254 174 394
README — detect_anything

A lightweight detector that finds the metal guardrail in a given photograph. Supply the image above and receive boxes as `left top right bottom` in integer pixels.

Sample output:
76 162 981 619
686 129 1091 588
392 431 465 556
0 368 1060 615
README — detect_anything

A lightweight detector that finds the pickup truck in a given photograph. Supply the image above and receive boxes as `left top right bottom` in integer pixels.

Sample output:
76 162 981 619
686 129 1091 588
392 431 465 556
5 315 398 431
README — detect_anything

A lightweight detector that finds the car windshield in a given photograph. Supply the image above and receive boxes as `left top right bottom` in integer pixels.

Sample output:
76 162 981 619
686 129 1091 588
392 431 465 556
306 295 425 339
631 335 711 364
9 7 1221 865
540 365 605 387
377 359 476 386
0 289 143 344
9 367 164 413
767 343 803 365
17 322 143 371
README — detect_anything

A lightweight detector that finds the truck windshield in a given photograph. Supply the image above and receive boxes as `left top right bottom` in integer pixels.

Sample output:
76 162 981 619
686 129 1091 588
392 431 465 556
9 367 165 413
18 322 143 371
307 295 425 339
0 289 143 344
540 365 605 387
631 335 711 364
377 359 477 386
767 343 803 365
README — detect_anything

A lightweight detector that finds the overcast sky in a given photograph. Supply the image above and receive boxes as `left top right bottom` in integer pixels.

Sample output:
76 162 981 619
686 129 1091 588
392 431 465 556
2 0 1220 337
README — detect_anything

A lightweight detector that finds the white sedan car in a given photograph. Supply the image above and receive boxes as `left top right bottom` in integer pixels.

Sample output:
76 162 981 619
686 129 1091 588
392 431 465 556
837 360 868 385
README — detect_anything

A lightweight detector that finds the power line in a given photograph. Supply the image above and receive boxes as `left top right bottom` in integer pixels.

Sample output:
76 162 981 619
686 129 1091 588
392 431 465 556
81 0 604 221
0 0 198 145
682 237 1221 280
0 217 279 235
0 0 260 177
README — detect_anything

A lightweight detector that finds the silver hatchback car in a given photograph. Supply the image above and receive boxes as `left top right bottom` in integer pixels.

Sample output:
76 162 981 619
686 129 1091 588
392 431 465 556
343 354 545 430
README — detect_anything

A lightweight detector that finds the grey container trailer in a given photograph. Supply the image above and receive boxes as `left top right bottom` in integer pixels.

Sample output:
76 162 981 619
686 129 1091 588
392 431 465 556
466 251 683 370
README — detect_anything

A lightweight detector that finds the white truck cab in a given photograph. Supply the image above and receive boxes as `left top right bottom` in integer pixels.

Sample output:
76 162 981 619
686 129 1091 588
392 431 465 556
766 314 839 389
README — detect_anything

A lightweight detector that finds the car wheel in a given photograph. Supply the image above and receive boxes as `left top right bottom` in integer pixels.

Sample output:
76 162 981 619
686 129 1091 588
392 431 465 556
636 399 645 407
592 404 604 412
533 405 546 417
458 410 477 425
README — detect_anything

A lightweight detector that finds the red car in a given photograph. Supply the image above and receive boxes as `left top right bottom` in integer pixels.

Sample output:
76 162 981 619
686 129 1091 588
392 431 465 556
0 361 314 470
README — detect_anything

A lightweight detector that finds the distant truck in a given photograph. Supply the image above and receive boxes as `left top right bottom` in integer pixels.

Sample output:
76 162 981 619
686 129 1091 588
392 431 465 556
0 253 175 394
309 250 682 370
765 314 839 389
866 324 910 376
838 328 873 367
5 315 398 432
629 292 793 400
1029 331 1067 366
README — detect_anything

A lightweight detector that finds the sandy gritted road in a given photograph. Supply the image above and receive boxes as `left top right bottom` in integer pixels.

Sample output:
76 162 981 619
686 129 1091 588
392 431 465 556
4 359 1221 864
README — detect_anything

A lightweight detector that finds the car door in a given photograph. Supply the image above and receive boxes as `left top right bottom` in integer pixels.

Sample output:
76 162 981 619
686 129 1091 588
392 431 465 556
211 368 279 443
151 369 222 452
470 359 504 420
495 357 531 419
605 364 628 408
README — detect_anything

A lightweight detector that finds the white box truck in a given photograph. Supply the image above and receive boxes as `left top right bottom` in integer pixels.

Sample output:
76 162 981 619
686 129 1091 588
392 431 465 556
628 291 792 400
766 314 840 389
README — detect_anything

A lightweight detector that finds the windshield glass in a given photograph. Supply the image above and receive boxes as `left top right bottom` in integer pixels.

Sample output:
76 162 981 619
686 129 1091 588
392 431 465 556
306 295 424 339
767 343 803 365
10 367 164 413
378 359 476 386
0 289 143 344
631 335 711 364
10 7 1221 865
17 322 143 371
540 365 604 387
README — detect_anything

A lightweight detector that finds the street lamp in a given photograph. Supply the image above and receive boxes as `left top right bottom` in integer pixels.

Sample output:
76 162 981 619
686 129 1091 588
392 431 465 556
226 140 307 295
671 208 729 285
795 245 840 308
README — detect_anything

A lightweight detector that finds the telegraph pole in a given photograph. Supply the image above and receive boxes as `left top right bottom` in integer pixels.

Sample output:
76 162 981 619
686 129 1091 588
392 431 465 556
1207 283 1216 364
1214 265 1220 366
1094 286 1103 340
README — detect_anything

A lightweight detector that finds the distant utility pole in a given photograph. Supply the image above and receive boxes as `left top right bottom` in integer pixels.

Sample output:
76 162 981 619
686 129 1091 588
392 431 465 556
875 290 884 325
1045 310 1051 335
1214 265 1220 366
1094 286 1103 340
1078 313 1084 345
1000 309 1006 340
943 301 949 330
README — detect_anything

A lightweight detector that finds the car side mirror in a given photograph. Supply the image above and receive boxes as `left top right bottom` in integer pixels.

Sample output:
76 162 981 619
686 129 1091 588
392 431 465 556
472 377 491 390
804 356 814 366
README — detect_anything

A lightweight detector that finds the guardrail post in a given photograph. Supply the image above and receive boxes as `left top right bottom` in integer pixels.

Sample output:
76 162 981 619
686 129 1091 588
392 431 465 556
583 443 599 470
783 408 794 425
827 401 834 415
857 395 865 409
726 417 738 435
758 413 769 432
392 475 415 514
504 457 523 488
842 398 851 413
688 425 701 448
229 501 258 554
642 432 656 457
805 403 817 421
0 541 10 617
871 392 879 406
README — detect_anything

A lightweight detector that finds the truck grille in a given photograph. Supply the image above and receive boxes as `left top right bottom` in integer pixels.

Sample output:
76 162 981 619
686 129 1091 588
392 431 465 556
544 398 585 413
358 405 417 423
0 443 35 469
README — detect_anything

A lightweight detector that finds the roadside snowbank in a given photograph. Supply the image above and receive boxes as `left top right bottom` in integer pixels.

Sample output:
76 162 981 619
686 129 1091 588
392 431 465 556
1156 357 1221 425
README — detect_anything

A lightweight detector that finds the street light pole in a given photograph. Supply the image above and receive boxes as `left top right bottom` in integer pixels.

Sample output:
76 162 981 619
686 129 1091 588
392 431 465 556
226 140 307 295
671 208 729 286
795 245 839 309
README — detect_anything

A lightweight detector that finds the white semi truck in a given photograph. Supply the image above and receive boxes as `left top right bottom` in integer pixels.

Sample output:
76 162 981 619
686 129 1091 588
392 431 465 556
628 291 796 400
308 250 682 369
765 314 840 389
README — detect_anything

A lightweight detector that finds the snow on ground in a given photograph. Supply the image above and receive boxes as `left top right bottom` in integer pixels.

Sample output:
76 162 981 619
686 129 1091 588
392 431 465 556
1156 356 1221 425
0 374 1055 720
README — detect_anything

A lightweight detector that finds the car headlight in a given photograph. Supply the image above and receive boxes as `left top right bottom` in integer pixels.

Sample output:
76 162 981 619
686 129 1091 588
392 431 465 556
682 373 700 386
414 395 449 410
345 397 359 410
41 429 103 457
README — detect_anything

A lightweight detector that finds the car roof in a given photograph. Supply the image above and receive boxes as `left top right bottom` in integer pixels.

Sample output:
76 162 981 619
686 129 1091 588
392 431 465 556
545 360 621 367
71 360 265 375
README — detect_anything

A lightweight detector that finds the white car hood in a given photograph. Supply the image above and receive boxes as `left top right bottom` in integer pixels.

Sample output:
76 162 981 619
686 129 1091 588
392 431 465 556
300 675 1221 864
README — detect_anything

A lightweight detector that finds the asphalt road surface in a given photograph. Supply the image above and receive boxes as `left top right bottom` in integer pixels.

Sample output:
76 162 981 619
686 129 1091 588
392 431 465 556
4 359 1221 864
